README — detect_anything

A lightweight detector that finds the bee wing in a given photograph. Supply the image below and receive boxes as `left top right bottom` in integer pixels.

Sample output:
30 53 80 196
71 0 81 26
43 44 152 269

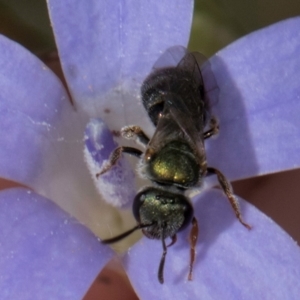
147 50 212 157
148 94 205 159
177 51 220 112
173 52 207 140
177 51 205 93
147 102 180 151
152 48 219 112
167 95 205 156
153 46 188 69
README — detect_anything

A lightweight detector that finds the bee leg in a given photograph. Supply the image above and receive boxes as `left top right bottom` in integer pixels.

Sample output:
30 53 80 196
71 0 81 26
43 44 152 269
188 217 198 281
207 167 251 230
167 235 177 247
203 116 219 139
121 125 150 146
96 146 142 177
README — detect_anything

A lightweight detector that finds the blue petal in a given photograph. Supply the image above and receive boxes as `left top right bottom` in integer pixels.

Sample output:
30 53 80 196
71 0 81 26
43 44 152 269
0 188 113 299
205 17 300 180
124 189 300 299
0 35 136 241
47 0 193 126
0 35 73 187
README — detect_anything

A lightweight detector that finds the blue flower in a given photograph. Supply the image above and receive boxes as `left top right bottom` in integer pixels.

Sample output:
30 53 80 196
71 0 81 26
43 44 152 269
0 1 299 299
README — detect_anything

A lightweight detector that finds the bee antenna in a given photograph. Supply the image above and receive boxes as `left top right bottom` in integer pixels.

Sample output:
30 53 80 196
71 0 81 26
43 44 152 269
101 223 153 244
158 226 167 284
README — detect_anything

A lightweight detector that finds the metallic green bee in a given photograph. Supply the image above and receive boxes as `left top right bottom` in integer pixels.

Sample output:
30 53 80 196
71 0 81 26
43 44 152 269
99 46 251 284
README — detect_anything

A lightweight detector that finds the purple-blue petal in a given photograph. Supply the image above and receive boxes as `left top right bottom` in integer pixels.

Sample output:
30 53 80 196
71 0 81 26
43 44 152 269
0 188 113 299
205 17 300 180
47 0 193 124
124 189 300 299
0 35 72 187
0 35 116 231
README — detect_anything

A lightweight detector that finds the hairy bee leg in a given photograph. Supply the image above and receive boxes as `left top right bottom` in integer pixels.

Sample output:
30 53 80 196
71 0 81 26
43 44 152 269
96 146 142 177
207 167 252 230
203 116 219 139
158 232 167 284
188 217 198 281
121 125 150 146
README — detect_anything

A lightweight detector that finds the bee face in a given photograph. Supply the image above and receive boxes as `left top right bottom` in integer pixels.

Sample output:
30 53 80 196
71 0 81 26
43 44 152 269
132 187 194 240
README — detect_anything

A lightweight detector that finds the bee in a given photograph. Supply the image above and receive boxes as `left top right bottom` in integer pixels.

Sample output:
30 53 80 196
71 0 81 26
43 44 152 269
98 46 251 284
